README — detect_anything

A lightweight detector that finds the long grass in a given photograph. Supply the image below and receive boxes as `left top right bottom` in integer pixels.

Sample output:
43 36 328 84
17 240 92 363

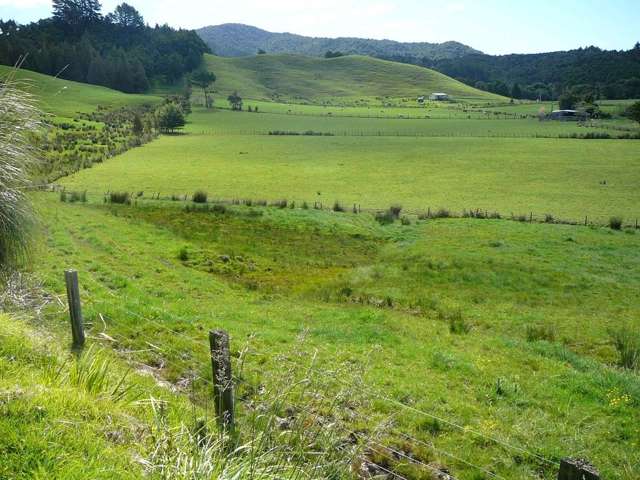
0 69 41 272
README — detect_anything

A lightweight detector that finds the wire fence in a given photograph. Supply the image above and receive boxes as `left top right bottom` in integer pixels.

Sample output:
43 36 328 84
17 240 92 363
50 261 602 480
44 184 640 230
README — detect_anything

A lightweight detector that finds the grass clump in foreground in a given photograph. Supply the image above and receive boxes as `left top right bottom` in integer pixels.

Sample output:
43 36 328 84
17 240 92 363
610 325 640 370
0 71 40 271
0 313 364 479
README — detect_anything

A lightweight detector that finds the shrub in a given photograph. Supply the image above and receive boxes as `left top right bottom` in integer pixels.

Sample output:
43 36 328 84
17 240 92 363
433 208 451 219
271 199 288 209
192 191 208 204
389 204 403 219
400 216 411 226
332 201 345 212
544 214 555 223
109 192 130 204
177 247 189 261
302 201 309 210
374 210 395 225
211 204 227 214
609 216 623 230
610 325 639 370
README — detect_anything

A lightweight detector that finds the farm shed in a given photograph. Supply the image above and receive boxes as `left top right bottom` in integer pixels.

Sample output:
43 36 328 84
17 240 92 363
549 109 587 121
429 93 449 101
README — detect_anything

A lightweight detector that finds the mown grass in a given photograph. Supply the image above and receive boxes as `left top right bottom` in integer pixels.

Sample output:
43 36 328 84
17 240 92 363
29 194 640 479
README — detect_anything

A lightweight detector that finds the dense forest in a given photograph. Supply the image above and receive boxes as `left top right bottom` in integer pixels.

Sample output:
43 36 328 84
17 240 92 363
0 1 209 93
383 44 640 100
197 23 479 60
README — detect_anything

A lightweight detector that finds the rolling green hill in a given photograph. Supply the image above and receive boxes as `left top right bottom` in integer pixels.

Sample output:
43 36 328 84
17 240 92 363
204 53 505 103
0 65 160 119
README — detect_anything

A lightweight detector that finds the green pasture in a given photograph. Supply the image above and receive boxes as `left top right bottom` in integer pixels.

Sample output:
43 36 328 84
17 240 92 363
61 130 640 222
31 195 640 479
0 65 161 119
204 53 505 104
184 108 621 137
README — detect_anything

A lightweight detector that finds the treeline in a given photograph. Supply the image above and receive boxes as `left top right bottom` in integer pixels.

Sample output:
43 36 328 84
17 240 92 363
380 44 640 100
0 1 209 93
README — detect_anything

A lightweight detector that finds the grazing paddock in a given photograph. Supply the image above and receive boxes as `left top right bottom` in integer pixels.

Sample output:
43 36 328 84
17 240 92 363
61 133 640 223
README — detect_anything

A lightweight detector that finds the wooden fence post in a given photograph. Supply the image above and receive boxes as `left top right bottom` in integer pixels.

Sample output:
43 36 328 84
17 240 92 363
209 330 235 432
64 270 85 348
557 458 600 480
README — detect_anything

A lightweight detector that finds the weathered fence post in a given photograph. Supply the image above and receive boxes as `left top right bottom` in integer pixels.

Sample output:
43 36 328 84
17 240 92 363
64 269 85 348
557 458 600 480
209 330 235 432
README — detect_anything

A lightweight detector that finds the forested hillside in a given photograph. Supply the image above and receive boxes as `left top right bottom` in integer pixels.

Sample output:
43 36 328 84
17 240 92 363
197 23 479 60
0 1 209 93
388 44 640 100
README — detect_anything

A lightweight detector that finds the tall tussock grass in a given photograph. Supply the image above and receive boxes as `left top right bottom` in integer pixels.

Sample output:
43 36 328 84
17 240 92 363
610 325 640 370
0 69 41 272
144 335 369 479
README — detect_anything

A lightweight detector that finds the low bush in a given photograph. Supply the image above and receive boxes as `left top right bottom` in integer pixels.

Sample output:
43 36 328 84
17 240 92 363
332 201 345 212
271 199 288 209
433 208 451 219
400 216 411 226
389 204 403 219
60 191 87 203
109 192 130 204
609 216 623 230
192 191 208 204
177 247 189 261
374 210 395 225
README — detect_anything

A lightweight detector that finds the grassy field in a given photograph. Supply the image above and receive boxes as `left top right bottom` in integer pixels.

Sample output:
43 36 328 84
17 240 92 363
61 128 640 222
203 53 506 104
28 194 640 479
5 54 640 479
0 65 161 119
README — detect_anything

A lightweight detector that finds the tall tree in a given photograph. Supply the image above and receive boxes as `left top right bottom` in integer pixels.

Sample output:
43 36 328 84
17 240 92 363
52 0 103 34
190 68 216 108
626 101 640 125
156 103 186 133
227 91 243 111
106 3 144 29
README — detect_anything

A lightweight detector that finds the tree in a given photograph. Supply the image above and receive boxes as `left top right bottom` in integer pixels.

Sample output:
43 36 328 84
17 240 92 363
558 92 578 110
325 50 345 58
156 103 185 133
257 49 266 55
132 113 144 136
625 101 640 125
53 0 102 34
510 83 522 99
190 68 216 108
227 91 243 111
106 3 144 29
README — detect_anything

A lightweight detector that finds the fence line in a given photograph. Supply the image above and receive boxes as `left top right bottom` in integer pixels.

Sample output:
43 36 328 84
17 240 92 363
48 186 639 230
57 267 602 479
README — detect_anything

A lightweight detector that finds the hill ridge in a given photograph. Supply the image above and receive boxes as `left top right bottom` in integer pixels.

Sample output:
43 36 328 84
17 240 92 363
197 23 480 59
